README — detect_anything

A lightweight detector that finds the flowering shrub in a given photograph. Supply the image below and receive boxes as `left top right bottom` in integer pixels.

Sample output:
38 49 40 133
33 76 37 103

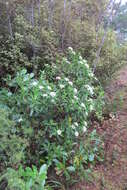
0 48 104 187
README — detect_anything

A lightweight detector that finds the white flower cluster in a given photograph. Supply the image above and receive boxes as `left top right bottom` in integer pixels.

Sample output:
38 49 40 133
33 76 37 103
78 58 89 69
74 95 78 101
85 63 89 69
59 84 65 89
65 77 69 82
47 86 52 90
31 81 56 102
43 94 48 97
81 102 86 109
18 118 23 123
63 58 71 64
83 121 87 133
89 71 94 77
56 76 74 89
32 81 38 86
71 121 87 137
87 98 94 111
75 131 79 137
57 129 62 135
8 92 12 96
85 85 94 95
71 122 78 130
68 47 76 55
64 77 73 86
74 88 78 94
79 55 83 60
68 47 73 51
50 92 56 97
89 104 94 111
79 61 84 65
56 76 61 80
39 85 44 90
38 84 56 99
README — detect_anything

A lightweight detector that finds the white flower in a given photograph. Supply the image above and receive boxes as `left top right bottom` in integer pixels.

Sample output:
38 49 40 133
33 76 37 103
81 103 86 108
83 126 87 133
83 60 87 64
52 65 57 68
79 56 82 60
68 47 73 51
74 95 78 101
75 131 79 137
85 63 89 69
79 61 83 65
8 92 12 96
86 112 88 116
74 88 78 94
43 94 48 97
51 99 55 103
89 72 94 77
72 99 75 104
18 118 23 122
50 92 56 97
56 76 61 80
90 105 94 111
74 122 78 127
59 84 65 89
88 98 93 103
83 121 87 126
24 77 29 81
63 58 71 64
71 124 76 129
23 87 27 91
47 86 52 90
57 129 62 135
39 85 44 90
89 88 94 95
32 81 38 86
65 77 69 82
85 85 89 89
85 85 94 95
109 113 115 119
63 58 68 62
66 60 71 64
68 81 73 86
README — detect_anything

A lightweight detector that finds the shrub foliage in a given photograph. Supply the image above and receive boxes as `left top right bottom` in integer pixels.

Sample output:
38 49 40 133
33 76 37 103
0 49 104 188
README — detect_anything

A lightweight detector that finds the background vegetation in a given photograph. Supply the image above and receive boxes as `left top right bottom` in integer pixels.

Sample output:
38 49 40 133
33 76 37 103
0 0 127 189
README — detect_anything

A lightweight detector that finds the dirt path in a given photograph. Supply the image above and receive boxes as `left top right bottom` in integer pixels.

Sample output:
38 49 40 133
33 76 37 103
74 65 127 190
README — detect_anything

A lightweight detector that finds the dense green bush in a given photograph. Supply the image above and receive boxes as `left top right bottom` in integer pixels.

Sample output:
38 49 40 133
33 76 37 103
95 30 127 83
0 13 59 83
0 49 104 188
0 1 126 86
0 37 30 83
0 164 48 190
0 108 27 170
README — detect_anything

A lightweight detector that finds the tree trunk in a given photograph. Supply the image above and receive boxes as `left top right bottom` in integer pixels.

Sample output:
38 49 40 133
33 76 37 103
6 2 13 40
48 0 54 29
93 0 121 72
31 0 34 27
96 0 113 33
61 0 72 49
